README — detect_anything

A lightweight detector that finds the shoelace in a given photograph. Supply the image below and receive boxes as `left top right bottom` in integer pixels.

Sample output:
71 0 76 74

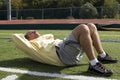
95 63 107 72
105 54 113 60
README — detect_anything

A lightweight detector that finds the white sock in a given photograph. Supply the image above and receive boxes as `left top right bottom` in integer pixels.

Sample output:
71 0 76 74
90 58 99 66
99 51 106 58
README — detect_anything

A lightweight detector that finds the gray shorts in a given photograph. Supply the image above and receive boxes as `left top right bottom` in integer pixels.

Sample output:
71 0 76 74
56 32 83 66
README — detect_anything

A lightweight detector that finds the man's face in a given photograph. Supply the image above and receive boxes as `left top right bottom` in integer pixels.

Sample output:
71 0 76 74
26 30 40 40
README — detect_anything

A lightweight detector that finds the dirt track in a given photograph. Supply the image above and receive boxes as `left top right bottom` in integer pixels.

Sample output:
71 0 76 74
0 19 119 24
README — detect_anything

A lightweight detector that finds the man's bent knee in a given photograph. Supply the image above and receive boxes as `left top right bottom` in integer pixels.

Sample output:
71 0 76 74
87 23 97 32
80 24 91 32
72 24 90 40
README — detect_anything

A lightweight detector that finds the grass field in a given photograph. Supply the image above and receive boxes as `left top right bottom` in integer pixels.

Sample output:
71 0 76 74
0 30 120 80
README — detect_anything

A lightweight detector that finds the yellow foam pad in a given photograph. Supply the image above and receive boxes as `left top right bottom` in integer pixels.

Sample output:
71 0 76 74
12 34 64 66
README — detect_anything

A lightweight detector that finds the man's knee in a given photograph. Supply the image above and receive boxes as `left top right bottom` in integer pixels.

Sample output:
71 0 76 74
72 24 91 41
77 24 90 34
87 23 97 31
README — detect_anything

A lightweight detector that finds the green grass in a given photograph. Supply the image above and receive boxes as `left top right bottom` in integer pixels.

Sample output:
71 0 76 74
0 30 120 80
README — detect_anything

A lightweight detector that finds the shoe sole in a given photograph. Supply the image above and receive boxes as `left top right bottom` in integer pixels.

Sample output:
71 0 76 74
99 60 118 64
87 70 113 77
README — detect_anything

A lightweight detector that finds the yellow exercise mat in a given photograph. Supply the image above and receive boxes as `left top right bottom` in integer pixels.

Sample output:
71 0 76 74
12 34 65 66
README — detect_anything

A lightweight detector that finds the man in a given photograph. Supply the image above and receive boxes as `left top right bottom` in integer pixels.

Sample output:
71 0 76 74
25 23 118 76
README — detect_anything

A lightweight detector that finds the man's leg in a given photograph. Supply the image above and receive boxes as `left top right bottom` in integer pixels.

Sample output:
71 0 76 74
87 23 118 63
72 24 96 61
87 23 104 54
72 24 113 76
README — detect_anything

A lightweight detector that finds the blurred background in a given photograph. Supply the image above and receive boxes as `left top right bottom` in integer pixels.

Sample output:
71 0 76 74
0 0 120 20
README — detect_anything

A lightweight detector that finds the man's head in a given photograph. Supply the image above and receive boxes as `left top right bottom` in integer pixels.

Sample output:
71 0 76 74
24 30 40 40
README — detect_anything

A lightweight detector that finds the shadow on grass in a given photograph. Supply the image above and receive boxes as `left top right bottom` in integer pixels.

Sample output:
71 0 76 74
0 58 65 72
0 58 112 79
0 57 90 80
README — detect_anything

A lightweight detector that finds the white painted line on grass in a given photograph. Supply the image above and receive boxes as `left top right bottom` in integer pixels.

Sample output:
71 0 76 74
1 75 18 80
0 67 116 80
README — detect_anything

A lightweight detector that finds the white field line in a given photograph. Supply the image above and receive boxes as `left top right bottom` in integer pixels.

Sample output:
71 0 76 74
0 67 116 80
1 75 18 80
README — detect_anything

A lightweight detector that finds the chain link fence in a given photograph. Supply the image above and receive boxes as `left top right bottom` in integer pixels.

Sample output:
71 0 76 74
0 6 120 20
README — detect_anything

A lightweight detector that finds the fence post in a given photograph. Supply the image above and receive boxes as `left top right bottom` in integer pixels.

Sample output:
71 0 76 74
69 7 72 17
42 9 44 19
7 0 11 20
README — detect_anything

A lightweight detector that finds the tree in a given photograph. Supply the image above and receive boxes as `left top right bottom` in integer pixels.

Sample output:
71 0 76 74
11 0 23 19
103 0 119 18
31 0 42 8
42 0 58 8
11 0 22 9
79 2 98 19
93 0 104 7
22 0 34 9
0 0 7 10
57 0 85 8
116 0 120 3
31 0 58 8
